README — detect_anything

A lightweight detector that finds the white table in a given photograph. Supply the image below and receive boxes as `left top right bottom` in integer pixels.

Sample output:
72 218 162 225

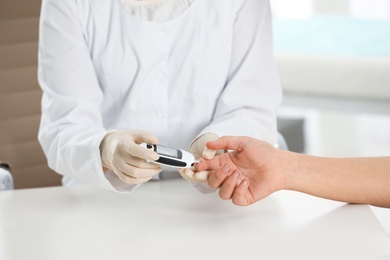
279 101 390 238
1 178 389 260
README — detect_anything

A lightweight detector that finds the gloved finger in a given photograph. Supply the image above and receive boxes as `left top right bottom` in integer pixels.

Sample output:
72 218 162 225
190 133 220 159
178 168 194 182
120 152 161 169
129 130 159 145
202 145 217 160
119 142 159 161
178 168 208 183
218 171 241 200
194 170 210 182
112 158 161 179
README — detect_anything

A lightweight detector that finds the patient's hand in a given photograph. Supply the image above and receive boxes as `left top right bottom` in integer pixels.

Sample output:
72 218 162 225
195 136 284 206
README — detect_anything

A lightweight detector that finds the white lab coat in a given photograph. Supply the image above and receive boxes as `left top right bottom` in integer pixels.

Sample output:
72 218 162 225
38 0 282 192
122 0 195 23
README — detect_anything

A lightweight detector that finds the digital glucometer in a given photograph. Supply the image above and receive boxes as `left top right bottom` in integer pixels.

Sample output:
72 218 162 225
141 143 198 168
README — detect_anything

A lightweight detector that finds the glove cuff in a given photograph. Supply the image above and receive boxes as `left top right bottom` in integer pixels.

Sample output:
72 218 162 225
100 129 119 169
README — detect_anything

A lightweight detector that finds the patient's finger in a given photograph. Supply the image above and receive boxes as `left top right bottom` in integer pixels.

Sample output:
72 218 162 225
195 152 234 172
219 171 241 200
206 136 249 152
208 163 234 188
231 180 250 206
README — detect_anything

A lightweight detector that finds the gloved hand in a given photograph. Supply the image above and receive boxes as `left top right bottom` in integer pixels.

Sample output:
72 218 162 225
179 133 223 183
100 130 162 184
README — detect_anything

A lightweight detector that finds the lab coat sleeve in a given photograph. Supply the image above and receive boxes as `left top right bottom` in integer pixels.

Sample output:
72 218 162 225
199 0 282 146
38 0 137 192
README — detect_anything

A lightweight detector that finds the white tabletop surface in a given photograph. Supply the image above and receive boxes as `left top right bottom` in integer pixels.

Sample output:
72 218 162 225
0 178 389 260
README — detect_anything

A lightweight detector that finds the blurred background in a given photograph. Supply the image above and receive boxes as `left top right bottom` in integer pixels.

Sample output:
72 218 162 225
271 0 390 236
272 0 390 157
0 0 60 189
0 0 389 233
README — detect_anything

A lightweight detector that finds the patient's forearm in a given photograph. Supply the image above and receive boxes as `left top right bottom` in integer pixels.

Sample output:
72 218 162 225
282 151 390 208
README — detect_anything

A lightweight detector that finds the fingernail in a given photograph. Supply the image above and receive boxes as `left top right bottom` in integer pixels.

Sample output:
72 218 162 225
242 180 248 186
232 171 239 177
223 164 230 172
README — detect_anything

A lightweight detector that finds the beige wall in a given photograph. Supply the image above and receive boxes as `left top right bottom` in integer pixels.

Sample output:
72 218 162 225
0 0 62 188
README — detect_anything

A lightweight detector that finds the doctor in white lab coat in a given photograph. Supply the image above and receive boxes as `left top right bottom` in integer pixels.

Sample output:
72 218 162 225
38 0 282 192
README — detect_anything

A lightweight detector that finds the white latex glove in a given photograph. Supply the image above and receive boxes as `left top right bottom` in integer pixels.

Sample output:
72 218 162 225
100 130 162 184
179 133 223 183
